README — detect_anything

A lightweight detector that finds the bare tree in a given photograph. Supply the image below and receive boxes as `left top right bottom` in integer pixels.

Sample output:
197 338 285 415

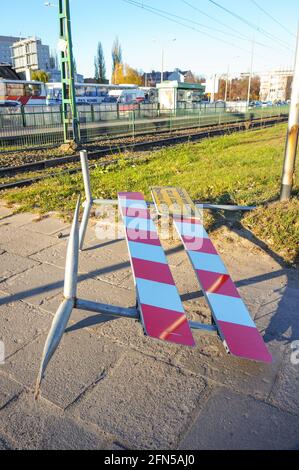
94 42 106 83
112 36 122 82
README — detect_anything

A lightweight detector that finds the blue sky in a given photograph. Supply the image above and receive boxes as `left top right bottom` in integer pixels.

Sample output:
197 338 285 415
0 0 298 79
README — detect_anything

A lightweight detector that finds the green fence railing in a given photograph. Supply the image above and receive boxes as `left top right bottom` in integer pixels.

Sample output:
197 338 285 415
0 104 289 150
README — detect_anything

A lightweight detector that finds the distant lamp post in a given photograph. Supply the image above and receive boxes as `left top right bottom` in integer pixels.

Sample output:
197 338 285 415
247 38 255 107
224 66 229 102
152 38 176 83
225 55 240 101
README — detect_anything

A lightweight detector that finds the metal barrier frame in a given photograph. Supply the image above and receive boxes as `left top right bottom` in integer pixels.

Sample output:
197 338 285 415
35 149 257 399
35 187 217 398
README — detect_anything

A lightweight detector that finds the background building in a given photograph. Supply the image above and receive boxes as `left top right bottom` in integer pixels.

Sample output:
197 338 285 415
157 80 205 110
0 64 20 80
11 37 51 79
10 36 84 82
47 69 84 83
144 68 193 87
0 36 24 65
260 69 293 102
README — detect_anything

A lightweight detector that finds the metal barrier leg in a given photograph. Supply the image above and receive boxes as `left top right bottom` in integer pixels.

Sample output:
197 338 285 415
79 150 93 251
35 196 81 399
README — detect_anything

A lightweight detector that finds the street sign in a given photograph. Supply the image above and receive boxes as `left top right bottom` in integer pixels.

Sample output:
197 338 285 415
151 186 201 219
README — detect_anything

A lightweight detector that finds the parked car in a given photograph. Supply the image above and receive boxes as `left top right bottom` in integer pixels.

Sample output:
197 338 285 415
249 100 262 108
0 100 21 108
102 95 117 103
275 100 287 106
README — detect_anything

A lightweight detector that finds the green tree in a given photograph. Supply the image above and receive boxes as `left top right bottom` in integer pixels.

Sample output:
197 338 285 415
49 52 56 69
123 64 143 86
73 58 77 76
94 42 106 83
113 63 144 86
31 70 50 83
216 76 261 101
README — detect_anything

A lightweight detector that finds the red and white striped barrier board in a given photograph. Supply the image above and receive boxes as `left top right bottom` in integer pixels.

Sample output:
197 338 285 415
173 216 272 363
118 192 195 347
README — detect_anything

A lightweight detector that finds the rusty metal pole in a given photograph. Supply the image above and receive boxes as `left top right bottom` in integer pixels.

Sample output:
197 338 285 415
280 25 299 201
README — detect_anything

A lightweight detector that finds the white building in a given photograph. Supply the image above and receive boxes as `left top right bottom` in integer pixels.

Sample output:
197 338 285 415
11 37 51 79
0 36 24 64
260 69 293 102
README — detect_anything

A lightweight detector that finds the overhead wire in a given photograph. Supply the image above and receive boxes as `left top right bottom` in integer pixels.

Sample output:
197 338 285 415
122 0 263 57
206 0 292 50
250 0 296 38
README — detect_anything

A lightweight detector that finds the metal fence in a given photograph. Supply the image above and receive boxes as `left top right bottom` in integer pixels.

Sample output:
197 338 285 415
0 103 290 150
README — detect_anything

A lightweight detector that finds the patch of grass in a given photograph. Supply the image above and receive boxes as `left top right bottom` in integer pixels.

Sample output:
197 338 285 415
243 200 299 264
3 123 297 209
1 123 298 262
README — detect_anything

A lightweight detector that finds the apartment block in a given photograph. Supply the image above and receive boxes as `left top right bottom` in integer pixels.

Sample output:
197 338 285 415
260 69 293 102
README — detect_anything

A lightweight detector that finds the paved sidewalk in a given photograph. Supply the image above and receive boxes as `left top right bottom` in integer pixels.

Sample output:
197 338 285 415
0 203 298 450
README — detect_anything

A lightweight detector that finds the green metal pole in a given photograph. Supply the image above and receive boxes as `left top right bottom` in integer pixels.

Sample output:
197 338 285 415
59 0 80 144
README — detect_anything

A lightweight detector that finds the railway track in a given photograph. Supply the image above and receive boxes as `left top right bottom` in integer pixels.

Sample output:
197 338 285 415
0 114 288 191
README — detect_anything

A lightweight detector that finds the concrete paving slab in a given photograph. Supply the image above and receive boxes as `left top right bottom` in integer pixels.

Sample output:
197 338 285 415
32 239 133 288
108 442 128 450
238 280 296 319
163 243 186 268
94 316 182 362
72 352 207 449
183 299 217 323
179 388 299 450
76 276 136 310
29 239 68 267
1 263 65 307
222 249 282 286
0 230 61 257
175 332 285 399
0 205 12 219
80 239 135 289
164 240 277 312
0 212 35 228
32 238 114 268
42 285 183 363
212 230 289 293
57 224 100 245
0 392 109 450
0 295 52 358
3 329 124 409
269 345 299 416
0 437 10 450
0 251 39 282
0 208 297 450
170 258 203 299
22 215 70 236
0 372 23 409
92 239 128 259
255 286 299 344
35 275 136 319
0 224 21 246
